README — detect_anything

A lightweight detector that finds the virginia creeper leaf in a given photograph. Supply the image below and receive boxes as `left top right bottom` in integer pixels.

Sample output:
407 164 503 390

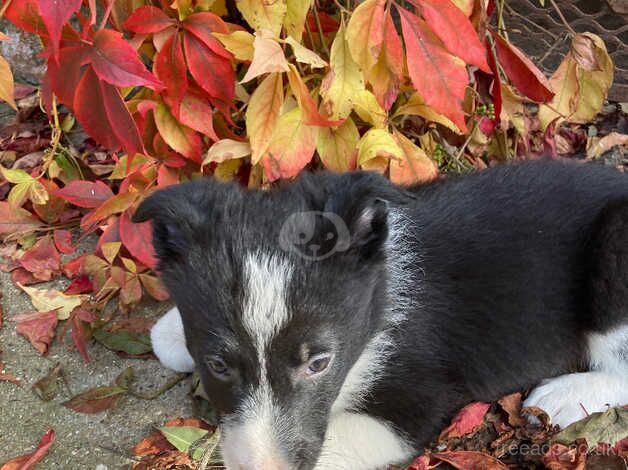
0 53 16 110
0 428 55 470
154 33 188 114
241 31 290 83
123 6 176 33
262 107 317 181
15 311 58 355
285 0 313 39
287 64 343 126
38 0 81 60
315 118 359 172
398 7 469 132
54 180 114 208
246 73 284 164
346 0 386 73
236 0 287 36
18 284 88 320
154 101 202 162
212 31 255 61
119 211 158 270
390 130 438 185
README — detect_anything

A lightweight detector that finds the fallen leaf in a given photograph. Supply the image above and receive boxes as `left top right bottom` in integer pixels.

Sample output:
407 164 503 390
554 407 628 450
19 235 61 281
0 361 20 385
0 201 41 238
439 401 491 441
64 275 93 295
433 450 509 469
498 392 526 427
543 441 587 470
571 34 600 72
62 385 127 413
93 328 153 355
53 230 75 254
15 311 58 355
18 284 88 320
159 426 209 453
32 363 63 401
0 428 55 470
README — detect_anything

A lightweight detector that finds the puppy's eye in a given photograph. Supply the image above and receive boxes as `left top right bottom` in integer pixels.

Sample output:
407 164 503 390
207 356 230 379
306 355 332 377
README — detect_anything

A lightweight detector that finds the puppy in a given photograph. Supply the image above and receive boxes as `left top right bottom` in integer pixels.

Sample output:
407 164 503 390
136 159 628 470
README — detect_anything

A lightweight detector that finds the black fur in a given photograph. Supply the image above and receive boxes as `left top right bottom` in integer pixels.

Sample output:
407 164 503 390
135 159 628 468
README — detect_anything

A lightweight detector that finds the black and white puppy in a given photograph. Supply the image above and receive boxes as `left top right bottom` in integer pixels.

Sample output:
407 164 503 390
136 159 628 470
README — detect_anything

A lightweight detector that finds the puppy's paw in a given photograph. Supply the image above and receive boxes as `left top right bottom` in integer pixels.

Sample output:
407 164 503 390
523 372 626 429
151 307 196 372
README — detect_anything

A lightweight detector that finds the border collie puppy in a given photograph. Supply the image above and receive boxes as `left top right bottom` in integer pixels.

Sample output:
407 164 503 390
136 159 628 470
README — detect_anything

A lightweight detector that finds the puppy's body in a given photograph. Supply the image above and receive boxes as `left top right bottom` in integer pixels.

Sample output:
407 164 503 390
138 160 628 470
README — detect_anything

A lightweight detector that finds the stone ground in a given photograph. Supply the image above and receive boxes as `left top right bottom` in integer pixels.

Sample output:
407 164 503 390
0 244 195 469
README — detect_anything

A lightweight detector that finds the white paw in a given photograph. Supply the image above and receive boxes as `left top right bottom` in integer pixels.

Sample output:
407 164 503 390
524 371 627 429
151 307 196 372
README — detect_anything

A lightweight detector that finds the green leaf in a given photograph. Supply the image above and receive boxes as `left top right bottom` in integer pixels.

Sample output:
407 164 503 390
159 426 209 453
93 329 152 355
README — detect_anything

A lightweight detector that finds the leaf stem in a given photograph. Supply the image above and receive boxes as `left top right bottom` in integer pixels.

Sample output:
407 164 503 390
99 0 115 30
312 2 330 57
548 0 576 36
0 0 12 18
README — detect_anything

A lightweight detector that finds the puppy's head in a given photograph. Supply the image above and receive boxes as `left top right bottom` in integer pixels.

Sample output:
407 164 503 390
134 172 408 469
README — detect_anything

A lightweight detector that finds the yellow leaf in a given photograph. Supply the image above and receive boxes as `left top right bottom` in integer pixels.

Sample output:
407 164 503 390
236 0 287 37
0 166 33 184
8 183 30 208
346 0 386 73
390 130 438 185
0 53 16 110
586 132 628 159
262 107 318 181
539 33 613 130
18 284 88 320
320 22 365 120
0 167 48 207
572 34 613 123
500 84 525 135
246 73 285 164
154 101 199 159
451 0 474 16
241 30 290 83
357 128 402 172
214 159 243 181
102 241 122 264
213 31 255 61
285 0 312 39
394 93 462 134
285 36 326 68
353 90 387 128
316 118 360 172
204 139 252 165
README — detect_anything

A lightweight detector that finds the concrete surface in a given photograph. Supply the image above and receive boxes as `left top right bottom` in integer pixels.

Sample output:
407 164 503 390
0 260 195 469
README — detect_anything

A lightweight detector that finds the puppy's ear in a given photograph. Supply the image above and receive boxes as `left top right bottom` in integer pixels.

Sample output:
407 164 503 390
325 172 409 259
133 181 213 262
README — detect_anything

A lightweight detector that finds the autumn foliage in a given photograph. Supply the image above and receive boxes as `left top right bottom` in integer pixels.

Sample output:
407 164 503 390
0 0 617 362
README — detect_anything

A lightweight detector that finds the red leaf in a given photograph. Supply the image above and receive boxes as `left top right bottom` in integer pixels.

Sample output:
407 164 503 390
64 275 93 295
182 12 231 59
4 0 46 36
0 201 41 237
46 46 87 108
306 11 339 33
71 314 90 363
38 0 81 60
123 6 176 33
11 268 44 286
139 273 170 301
543 442 587 470
178 93 219 141
91 29 162 89
80 191 138 232
62 385 127 413
74 66 145 157
398 7 469 132
432 451 509 469
416 0 490 72
20 236 61 281
287 65 344 127
53 230 76 254
15 311 58 355
439 401 491 440
491 32 554 103
95 218 120 254
0 361 20 385
63 255 87 278
154 34 188 114
119 211 158 270
183 32 235 107
54 180 114 208
0 428 55 470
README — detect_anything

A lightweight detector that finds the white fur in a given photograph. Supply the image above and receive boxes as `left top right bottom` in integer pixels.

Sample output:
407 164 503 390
221 252 293 469
524 324 628 428
314 412 414 470
150 307 195 373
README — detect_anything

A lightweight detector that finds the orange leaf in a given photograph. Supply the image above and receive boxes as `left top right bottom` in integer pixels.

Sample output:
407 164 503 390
398 7 469 132
438 401 490 441
246 72 284 164
346 0 386 73
241 30 289 83
287 64 344 127
0 428 55 470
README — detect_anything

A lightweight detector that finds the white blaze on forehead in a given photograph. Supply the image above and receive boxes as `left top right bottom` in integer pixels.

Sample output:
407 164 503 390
221 252 294 470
